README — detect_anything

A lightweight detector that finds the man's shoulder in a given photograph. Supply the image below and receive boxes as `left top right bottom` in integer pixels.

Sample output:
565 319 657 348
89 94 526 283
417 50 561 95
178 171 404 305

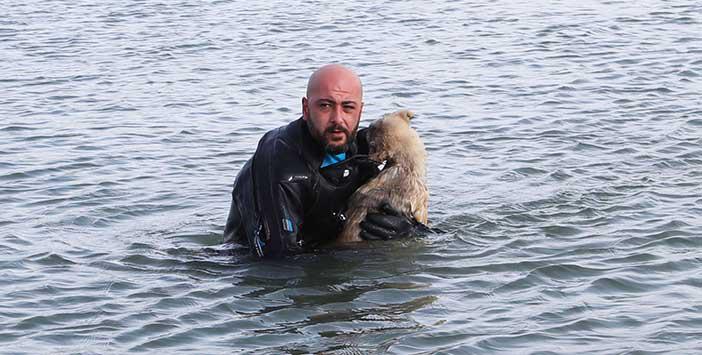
253 118 309 169
258 118 304 146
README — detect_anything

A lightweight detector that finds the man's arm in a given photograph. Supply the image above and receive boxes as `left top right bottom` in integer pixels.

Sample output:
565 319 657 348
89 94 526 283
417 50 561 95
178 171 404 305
250 137 309 258
359 203 438 240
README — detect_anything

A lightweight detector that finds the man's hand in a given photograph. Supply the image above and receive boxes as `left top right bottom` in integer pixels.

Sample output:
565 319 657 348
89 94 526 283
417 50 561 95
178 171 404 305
360 203 418 240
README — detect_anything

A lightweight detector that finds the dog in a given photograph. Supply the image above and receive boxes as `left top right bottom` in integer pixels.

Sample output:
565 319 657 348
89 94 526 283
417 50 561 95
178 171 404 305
337 109 428 243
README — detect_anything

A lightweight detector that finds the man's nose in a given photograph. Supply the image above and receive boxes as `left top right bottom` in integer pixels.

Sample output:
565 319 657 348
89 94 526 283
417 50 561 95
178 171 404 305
330 105 344 124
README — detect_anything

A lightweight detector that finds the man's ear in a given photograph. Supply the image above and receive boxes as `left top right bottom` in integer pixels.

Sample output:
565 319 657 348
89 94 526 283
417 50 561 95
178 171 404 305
357 101 364 122
301 97 309 121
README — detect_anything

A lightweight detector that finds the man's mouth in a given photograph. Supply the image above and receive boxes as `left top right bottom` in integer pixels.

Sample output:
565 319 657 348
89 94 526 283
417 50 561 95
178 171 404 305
326 127 348 140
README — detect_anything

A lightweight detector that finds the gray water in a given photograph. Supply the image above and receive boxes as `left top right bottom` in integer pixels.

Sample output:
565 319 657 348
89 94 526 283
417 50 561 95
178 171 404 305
1 0 701 353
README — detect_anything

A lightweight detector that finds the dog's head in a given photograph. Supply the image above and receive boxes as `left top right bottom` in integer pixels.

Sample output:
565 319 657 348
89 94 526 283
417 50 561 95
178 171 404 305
367 109 425 167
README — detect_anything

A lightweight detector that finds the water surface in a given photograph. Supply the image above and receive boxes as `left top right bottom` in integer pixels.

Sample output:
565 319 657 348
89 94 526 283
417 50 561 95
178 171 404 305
1 0 701 353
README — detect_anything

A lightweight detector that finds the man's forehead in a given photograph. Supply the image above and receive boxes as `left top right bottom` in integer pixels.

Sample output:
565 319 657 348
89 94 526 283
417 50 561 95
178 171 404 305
306 65 363 98
310 80 360 94
313 94 361 103
309 84 362 101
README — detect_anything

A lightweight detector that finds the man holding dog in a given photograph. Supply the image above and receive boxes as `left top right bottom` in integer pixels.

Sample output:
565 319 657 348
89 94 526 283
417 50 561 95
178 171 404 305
224 64 420 258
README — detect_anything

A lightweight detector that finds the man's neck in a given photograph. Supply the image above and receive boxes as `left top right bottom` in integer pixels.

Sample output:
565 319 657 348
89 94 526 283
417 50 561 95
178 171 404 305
321 151 346 168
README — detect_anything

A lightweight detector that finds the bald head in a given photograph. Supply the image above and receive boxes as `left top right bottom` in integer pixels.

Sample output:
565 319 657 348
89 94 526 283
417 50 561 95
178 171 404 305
306 64 363 99
301 64 364 154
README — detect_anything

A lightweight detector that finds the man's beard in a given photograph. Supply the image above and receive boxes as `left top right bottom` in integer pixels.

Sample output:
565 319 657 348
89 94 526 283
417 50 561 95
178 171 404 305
308 120 359 154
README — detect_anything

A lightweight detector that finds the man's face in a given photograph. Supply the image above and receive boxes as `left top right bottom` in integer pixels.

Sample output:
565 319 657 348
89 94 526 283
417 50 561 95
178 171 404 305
302 74 363 154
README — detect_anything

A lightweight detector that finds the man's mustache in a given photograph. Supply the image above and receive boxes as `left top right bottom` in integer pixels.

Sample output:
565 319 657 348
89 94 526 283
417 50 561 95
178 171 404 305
325 125 350 136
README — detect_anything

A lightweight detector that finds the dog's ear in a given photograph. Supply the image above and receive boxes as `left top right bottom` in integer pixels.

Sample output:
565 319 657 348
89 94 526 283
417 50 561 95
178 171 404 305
367 126 376 145
396 109 414 123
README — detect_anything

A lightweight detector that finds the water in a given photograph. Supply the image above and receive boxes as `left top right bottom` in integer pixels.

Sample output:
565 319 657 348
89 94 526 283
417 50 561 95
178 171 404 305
2 0 701 353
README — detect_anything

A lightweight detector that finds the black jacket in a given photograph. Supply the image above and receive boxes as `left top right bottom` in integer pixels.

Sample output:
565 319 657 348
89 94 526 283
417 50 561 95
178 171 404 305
224 117 379 258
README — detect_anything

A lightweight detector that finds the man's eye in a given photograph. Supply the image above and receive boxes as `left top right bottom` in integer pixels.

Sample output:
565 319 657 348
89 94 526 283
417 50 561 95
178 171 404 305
320 103 332 108
343 105 355 111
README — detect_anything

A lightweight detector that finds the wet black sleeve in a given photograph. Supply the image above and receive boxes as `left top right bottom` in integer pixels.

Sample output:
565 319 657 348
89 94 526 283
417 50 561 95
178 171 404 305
251 137 309 258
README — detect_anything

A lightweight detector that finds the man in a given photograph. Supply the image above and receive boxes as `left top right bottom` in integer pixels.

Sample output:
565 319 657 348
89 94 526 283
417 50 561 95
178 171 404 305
224 64 420 258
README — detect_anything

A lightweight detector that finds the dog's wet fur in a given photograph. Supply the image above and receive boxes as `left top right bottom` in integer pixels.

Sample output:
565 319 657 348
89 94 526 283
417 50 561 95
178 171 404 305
337 109 428 243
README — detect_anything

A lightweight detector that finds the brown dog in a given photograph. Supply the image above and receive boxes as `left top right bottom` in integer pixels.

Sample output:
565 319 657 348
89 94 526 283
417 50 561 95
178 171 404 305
337 109 428 243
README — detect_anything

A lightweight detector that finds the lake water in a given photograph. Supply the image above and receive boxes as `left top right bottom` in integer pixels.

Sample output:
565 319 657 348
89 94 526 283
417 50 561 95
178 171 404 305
1 0 701 353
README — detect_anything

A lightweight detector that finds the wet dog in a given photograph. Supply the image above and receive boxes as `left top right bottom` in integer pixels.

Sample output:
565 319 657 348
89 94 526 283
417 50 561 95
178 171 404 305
337 109 428 243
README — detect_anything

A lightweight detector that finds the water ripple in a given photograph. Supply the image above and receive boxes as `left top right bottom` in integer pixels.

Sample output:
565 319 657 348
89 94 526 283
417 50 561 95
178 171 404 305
2 0 702 353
